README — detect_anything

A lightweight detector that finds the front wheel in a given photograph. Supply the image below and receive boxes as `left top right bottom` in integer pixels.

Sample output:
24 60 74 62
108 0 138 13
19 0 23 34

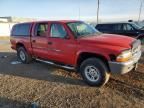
80 58 110 87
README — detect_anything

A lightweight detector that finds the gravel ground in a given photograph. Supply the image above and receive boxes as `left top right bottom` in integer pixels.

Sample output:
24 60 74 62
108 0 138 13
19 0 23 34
0 40 144 108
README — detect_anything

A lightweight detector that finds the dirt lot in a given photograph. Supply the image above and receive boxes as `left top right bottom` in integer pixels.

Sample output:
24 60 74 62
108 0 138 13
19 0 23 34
0 40 144 108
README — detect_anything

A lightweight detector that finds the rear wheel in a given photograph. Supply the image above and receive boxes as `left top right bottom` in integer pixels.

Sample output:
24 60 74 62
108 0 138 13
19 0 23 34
80 58 110 87
17 47 32 63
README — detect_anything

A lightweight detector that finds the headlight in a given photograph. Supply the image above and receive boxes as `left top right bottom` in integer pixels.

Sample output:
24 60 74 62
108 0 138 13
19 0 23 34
116 49 132 62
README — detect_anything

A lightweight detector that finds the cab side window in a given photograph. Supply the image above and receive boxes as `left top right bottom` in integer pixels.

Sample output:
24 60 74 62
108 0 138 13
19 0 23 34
50 23 67 38
35 23 48 36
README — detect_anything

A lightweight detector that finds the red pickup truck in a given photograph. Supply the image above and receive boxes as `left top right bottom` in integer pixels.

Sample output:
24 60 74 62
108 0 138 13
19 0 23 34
10 20 141 86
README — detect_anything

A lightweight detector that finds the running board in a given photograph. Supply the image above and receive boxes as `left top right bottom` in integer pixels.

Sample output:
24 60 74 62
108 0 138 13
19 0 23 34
36 58 75 70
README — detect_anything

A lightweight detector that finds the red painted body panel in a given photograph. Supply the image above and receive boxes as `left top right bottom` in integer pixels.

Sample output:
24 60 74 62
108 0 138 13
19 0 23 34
79 34 135 48
10 20 135 67
30 22 50 59
10 36 32 53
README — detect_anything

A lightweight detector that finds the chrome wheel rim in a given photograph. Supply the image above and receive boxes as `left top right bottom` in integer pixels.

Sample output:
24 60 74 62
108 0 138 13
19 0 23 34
84 65 100 82
19 51 26 61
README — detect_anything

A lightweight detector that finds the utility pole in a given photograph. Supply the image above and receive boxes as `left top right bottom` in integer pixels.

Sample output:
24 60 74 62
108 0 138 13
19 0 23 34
97 0 100 24
138 0 143 22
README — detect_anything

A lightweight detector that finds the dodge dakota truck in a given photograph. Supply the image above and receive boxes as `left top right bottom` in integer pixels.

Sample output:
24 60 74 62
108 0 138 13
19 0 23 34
10 20 142 86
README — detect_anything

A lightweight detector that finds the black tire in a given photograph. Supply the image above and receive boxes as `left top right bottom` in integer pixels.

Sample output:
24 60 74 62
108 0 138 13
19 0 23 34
17 47 32 64
80 58 110 87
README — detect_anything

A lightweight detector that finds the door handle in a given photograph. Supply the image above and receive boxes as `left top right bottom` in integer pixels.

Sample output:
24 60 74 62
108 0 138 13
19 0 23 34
32 40 36 43
48 42 52 45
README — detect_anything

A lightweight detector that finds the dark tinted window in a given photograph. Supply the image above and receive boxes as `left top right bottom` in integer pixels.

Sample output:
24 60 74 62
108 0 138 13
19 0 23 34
96 24 114 31
35 23 48 36
123 24 134 31
96 24 123 31
50 23 67 38
11 23 31 36
113 24 123 31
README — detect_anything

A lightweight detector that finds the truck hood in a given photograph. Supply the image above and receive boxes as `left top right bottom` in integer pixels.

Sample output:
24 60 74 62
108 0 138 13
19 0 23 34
78 34 135 48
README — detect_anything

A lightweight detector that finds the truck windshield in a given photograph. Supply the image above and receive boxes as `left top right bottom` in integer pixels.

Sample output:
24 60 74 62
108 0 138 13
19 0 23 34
131 23 142 30
67 22 100 38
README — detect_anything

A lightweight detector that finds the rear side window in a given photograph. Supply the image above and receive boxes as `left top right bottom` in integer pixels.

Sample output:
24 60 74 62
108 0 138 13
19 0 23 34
113 24 123 31
34 23 48 36
96 24 104 30
96 23 129 32
11 23 31 36
96 24 114 31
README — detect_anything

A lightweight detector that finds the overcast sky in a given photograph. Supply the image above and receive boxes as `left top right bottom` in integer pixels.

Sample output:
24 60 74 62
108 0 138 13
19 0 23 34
0 0 144 22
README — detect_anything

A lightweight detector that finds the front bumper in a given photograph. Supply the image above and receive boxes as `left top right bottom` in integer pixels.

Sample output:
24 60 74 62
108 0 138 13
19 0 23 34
108 51 141 74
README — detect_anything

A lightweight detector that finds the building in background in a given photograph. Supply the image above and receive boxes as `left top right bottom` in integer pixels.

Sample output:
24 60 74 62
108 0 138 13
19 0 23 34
0 16 36 23
0 16 36 37
0 17 12 22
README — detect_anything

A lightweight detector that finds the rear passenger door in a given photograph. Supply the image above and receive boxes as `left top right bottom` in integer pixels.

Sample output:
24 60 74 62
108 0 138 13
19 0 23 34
31 22 50 59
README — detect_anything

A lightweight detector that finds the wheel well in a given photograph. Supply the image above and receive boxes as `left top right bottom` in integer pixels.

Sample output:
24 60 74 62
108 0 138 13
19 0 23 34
16 43 25 50
77 52 110 72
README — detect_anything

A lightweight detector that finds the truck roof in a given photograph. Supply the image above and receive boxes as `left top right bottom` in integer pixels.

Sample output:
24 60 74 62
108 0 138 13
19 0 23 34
96 22 132 25
17 20 80 24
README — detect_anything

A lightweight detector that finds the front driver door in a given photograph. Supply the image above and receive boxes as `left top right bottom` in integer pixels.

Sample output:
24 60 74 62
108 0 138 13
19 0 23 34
47 22 77 65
